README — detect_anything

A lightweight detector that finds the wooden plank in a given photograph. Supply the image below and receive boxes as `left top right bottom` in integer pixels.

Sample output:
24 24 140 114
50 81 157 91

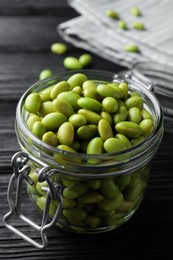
0 0 77 16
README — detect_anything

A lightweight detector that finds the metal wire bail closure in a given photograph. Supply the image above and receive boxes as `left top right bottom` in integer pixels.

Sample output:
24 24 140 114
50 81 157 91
3 151 63 250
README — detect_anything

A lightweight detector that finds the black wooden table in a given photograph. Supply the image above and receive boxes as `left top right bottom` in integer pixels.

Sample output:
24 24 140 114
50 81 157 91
0 1 173 259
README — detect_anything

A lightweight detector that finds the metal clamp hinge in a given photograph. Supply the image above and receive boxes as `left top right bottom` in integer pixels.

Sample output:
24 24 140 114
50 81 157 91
3 151 63 250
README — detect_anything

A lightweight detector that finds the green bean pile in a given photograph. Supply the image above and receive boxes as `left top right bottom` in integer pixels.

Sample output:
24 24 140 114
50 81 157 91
25 72 153 232
25 73 154 154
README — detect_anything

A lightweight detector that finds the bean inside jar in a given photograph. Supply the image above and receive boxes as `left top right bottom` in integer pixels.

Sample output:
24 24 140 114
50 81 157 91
24 72 155 232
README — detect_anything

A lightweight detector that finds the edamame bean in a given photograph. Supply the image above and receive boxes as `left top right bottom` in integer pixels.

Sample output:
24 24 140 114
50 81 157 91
39 85 54 102
106 9 119 19
50 42 67 55
86 137 104 154
141 109 153 120
133 21 145 30
39 101 55 117
115 133 132 149
32 121 47 139
77 125 98 139
25 93 41 113
67 73 87 89
79 53 93 67
78 109 102 124
139 119 153 137
130 6 141 16
58 91 80 110
63 208 87 221
83 86 100 100
125 96 143 109
100 179 120 198
37 196 58 217
131 136 145 146
98 192 124 211
69 114 87 128
118 20 127 30
26 114 41 130
124 44 139 53
39 69 53 80
63 183 88 199
64 57 82 70
77 97 102 112
104 138 127 153
119 82 128 100
42 131 58 147
86 215 102 228
113 106 128 124
57 145 76 153
78 191 104 204
128 107 142 124
57 122 74 145
42 112 67 130
50 81 70 100
115 121 142 138
97 84 122 99
98 119 113 141
82 80 97 90
100 111 113 125
102 97 119 113
53 98 74 117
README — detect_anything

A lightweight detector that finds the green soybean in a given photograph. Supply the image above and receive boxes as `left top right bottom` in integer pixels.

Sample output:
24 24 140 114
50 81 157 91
102 97 119 113
42 131 58 147
115 133 132 149
63 183 88 199
77 97 102 112
64 57 82 70
67 73 87 89
39 101 55 117
50 81 70 100
50 42 67 55
86 215 102 228
63 208 87 221
104 138 127 153
69 114 87 128
77 125 98 139
86 137 104 155
79 53 93 67
25 93 41 113
57 145 76 153
100 179 120 198
82 80 97 90
128 107 142 124
133 21 145 30
97 84 122 99
119 82 128 100
125 96 143 109
32 121 47 139
115 121 142 138
130 6 141 16
106 9 119 19
139 119 154 137
53 98 74 118
100 111 113 125
39 85 54 102
42 112 67 130
78 109 102 124
113 106 128 124
58 91 80 110
118 20 127 30
124 44 139 53
98 119 113 141
57 122 74 145
27 114 41 130
98 192 124 211
39 69 53 80
79 191 104 204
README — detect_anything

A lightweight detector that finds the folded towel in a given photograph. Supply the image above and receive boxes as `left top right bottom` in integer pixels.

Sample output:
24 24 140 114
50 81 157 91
58 0 173 68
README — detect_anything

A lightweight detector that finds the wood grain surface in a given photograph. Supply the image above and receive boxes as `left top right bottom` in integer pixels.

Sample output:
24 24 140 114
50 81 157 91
0 1 173 259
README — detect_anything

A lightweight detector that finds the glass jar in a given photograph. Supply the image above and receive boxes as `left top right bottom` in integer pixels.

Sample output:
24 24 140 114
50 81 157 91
4 70 164 249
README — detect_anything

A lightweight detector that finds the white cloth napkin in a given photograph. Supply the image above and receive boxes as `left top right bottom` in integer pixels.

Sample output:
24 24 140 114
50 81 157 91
58 0 173 68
